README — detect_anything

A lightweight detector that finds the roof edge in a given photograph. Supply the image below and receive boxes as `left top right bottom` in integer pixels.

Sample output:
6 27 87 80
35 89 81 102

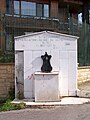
14 31 79 39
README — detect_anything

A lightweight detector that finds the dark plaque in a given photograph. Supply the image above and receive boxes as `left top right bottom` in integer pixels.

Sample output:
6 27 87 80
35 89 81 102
41 52 52 72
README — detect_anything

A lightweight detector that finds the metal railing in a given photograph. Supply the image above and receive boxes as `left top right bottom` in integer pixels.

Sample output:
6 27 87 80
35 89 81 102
4 14 79 36
0 12 90 65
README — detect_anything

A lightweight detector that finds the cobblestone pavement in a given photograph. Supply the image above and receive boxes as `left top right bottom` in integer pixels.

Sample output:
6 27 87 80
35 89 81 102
78 81 90 91
0 104 90 120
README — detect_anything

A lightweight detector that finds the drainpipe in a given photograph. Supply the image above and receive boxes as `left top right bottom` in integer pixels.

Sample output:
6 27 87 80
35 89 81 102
84 19 87 65
67 5 70 34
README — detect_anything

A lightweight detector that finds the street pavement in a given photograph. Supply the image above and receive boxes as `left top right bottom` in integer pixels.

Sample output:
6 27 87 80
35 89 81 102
0 103 90 120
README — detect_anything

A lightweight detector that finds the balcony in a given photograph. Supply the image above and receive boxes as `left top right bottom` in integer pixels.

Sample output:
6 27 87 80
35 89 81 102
1 14 90 65
4 14 79 36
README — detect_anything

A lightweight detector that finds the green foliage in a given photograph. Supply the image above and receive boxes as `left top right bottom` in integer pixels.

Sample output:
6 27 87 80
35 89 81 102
0 100 26 111
12 102 26 110
8 87 15 100
0 87 26 111
0 100 15 111
0 51 14 63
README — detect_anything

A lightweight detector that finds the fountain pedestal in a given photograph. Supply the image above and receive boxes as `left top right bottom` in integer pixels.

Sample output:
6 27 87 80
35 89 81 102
34 71 59 102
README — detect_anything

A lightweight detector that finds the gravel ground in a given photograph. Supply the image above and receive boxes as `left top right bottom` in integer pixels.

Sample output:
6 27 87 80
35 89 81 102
0 104 90 120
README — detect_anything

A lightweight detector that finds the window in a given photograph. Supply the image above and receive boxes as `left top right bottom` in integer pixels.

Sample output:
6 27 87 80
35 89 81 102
6 34 13 51
14 0 20 15
36 4 49 17
21 1 36 16
37 4 43 17
29 2 36 16
89 10 90 24
78 13 82 25
11 0 49 17
21 0 49 17
44 4 49 17
21 1 28 15
6 0 12 14
37 4 49 17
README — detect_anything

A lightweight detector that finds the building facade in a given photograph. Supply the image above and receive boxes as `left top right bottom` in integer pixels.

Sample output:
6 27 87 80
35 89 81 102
0 0 90 65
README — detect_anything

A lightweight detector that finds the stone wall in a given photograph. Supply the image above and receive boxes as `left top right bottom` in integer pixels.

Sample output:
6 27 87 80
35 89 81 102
78 66 90 85
0 63 90 99
0 63 14 100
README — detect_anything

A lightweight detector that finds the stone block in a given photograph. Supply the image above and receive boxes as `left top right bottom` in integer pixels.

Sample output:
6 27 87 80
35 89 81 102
0 70 7 74
0 64 15 99
7 66 12 73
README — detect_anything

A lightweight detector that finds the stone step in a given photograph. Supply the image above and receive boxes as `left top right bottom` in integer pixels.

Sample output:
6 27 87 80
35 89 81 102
77 89 90 98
